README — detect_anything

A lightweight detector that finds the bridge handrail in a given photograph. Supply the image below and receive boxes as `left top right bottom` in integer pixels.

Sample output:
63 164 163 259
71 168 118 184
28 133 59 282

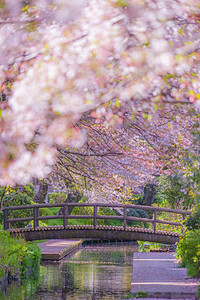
2 202 191 214
2 202 191 233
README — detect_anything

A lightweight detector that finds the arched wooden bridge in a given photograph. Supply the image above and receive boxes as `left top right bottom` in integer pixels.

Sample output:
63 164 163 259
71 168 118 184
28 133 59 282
2 203 191 244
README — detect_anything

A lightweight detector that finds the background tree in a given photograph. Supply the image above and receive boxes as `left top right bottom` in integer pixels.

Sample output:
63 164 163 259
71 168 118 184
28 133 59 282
33 180 48 204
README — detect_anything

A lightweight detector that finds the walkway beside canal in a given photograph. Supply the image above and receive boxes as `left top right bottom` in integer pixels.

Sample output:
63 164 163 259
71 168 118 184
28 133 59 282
131 252 199 299
37 239 83 260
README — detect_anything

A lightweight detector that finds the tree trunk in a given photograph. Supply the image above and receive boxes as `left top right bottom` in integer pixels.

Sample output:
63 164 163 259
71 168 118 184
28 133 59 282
58 189 83 215
143 183 156 206
33 181 48 203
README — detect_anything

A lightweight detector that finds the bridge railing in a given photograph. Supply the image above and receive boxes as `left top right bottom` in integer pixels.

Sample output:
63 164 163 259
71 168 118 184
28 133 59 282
2 203 191 233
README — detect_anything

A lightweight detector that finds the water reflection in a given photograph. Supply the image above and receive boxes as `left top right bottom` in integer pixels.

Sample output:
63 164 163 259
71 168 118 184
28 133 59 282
1 243 137 300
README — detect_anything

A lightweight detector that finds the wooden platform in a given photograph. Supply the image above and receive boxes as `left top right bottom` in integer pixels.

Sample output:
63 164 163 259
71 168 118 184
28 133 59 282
37 239 83 261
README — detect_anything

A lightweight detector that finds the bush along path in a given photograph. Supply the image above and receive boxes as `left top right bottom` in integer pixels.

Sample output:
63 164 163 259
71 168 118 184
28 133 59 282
0 229 41 289
175 205 200 298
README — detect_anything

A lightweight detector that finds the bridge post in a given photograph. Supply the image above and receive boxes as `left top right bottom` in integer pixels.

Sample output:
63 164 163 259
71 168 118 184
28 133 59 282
33 207 39 228
63 205 69 227
182 213 186 233
3 210 9 230
153 209 157 233
94 205 97 229
123 206 127 230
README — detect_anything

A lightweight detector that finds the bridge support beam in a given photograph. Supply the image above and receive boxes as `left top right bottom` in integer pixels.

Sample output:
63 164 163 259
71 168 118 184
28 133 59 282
8 227 180 245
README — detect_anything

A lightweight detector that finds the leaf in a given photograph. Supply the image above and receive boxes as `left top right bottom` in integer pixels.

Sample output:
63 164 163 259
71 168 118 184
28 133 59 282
21 5 29 12
131 114 135 121
142 113 148 119
115 99 121 108
178 27 184 35
116 0 128 7
147 114 152 121
188 91 195 95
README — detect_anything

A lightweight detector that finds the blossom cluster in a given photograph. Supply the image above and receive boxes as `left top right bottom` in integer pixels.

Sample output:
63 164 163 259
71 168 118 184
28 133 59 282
0 0 199 187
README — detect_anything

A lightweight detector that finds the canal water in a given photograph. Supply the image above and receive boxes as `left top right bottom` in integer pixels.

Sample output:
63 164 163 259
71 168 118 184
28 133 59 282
1 243 137 300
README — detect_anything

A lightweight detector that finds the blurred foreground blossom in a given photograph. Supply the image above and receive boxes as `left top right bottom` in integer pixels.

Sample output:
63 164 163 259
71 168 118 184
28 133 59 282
0 0 199 186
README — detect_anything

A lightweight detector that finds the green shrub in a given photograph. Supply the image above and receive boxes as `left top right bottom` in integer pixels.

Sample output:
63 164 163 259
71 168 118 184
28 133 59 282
49 192 68 203
0 230 41 281
126 208 149 227
0 184 35 228
37 206 62 226
98 207 122 226
70 205 94 225
23 184 35 198
176 229 200 278
138 241 170 252
21 242 41 281
0 230 26 278
155 175 193 209
184 205 200 231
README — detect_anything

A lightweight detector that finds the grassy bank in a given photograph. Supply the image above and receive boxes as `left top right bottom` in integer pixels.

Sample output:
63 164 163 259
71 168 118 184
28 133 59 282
0 230 41 282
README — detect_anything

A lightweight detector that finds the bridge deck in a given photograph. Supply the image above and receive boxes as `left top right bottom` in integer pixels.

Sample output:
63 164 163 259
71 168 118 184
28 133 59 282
8 225 181 244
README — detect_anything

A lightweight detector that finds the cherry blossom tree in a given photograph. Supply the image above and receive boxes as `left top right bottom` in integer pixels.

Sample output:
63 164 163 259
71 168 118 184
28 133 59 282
0 0 199 196
48 104 197 202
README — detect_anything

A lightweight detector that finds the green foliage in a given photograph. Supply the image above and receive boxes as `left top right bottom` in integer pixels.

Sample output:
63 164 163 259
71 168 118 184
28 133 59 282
123 291 149 298
184 204 200 230
127 208 149 218
125 208 149 227
0 230 41 282
49 192 88 204
0 284 25 300
133 196 145 205
121 193 143 205
49 192 68 204
116 0 128 8
4 195 32 228
156 175 193 209
98 207 122 226
38 204 94 226
138 241 170 252
0 230 26 278
0 184 35 228
72 204 93 216
38 206 62 226
70 205 94 225
176 229 200 278
21 242 41 281
23 184 35 198
138 241 148 252
153 209 183 234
